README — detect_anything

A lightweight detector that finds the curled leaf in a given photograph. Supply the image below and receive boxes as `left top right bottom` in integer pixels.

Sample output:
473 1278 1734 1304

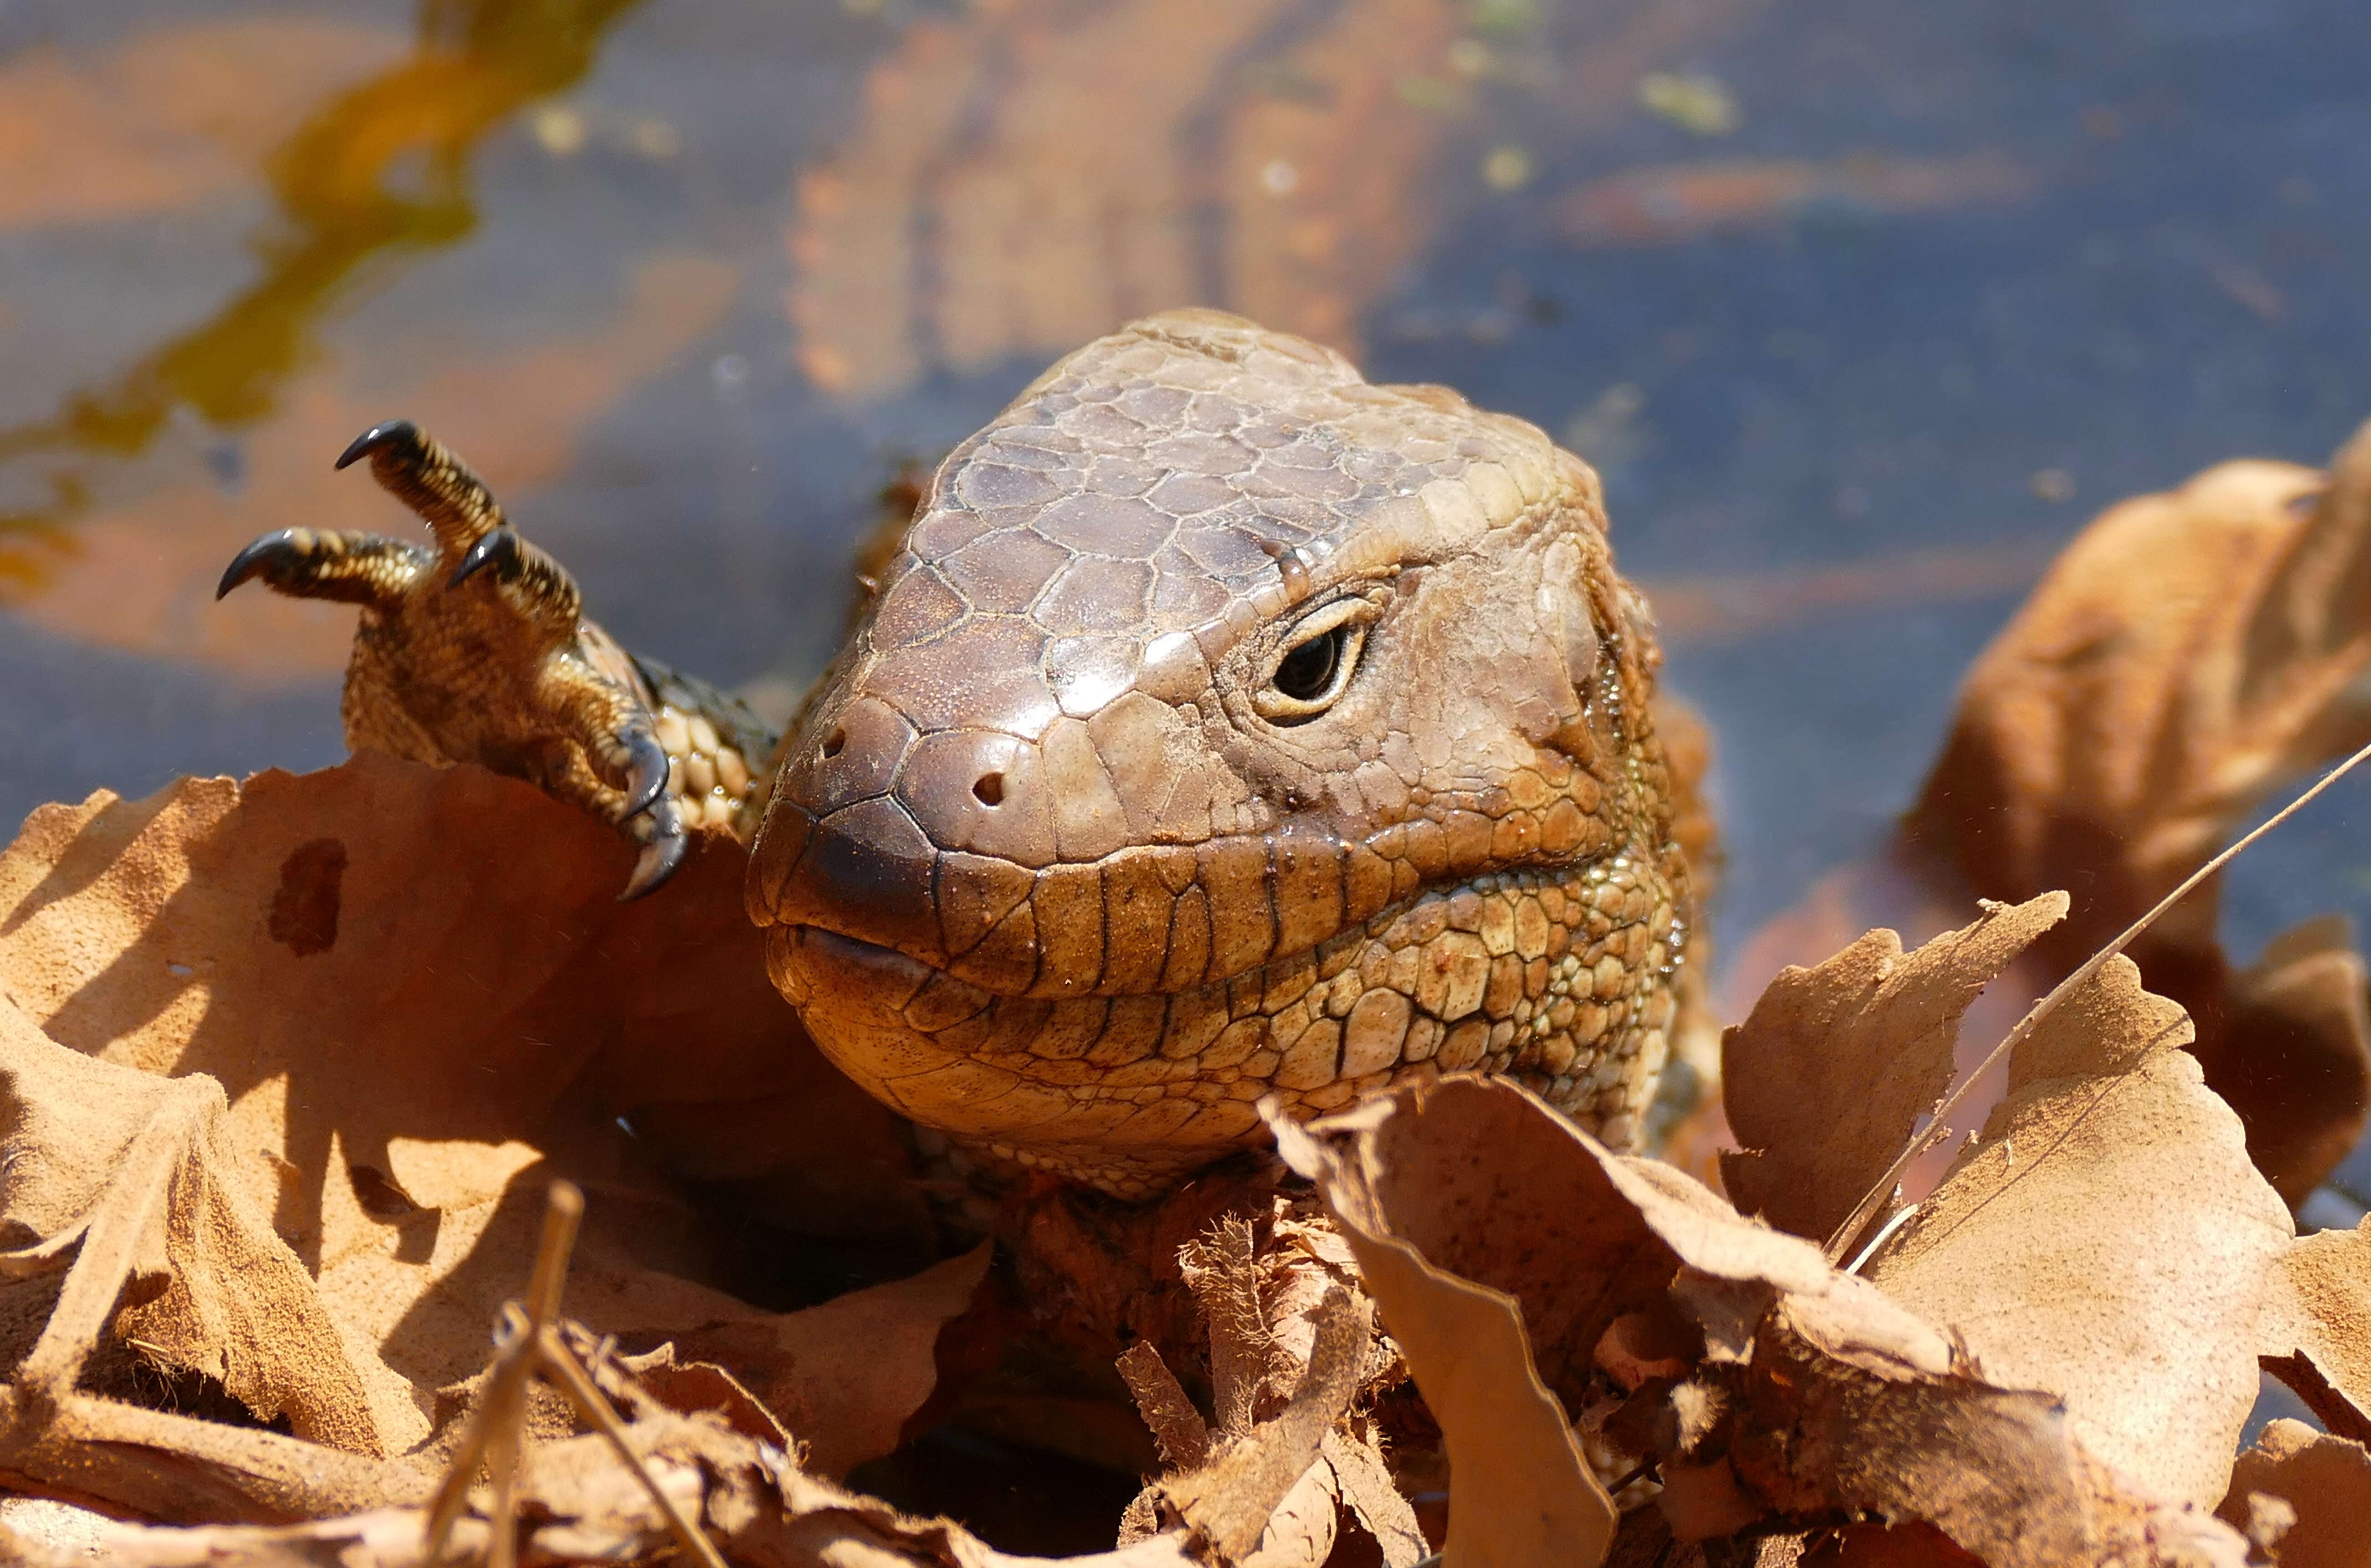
1720 893 2068 1245
1272 1090 1618 1568
2258 1214 2371 1441
2214 1420 2371 1568
1285 1074 2255 1567
1867 955 2293 1507
670 1244 992 1480
2212 917 2371 1206
0 996 420 1455
0 759 982 1499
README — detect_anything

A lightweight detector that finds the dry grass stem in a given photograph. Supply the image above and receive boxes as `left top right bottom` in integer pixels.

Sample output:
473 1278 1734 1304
532 1322 730 1568
413 1181 726 1568
420 1182 582 1568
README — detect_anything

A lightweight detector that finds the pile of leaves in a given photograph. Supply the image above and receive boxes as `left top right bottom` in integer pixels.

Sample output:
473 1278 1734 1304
6 428 2371 1566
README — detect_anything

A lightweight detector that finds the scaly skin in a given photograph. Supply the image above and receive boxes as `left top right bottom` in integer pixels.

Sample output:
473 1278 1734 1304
225 311 1696 1200
218 420 774 899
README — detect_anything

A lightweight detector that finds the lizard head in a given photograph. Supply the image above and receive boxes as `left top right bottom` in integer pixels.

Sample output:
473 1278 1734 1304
749 311 1691 1197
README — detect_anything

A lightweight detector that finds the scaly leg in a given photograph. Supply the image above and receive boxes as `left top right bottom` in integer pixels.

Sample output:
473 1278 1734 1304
219 420 776 899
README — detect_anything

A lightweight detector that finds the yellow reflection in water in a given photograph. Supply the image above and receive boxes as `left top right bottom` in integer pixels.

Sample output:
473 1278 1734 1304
0 0 645 588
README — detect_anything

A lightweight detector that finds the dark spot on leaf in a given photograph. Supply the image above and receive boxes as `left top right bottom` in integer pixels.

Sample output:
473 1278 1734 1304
268 838 346 956
346 1162 420 1221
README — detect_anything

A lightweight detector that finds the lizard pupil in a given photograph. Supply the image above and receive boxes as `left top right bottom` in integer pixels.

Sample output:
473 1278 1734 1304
1273 625 1346 702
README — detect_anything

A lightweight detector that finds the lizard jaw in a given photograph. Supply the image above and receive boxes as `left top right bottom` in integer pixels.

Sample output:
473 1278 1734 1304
764 854 1685 1199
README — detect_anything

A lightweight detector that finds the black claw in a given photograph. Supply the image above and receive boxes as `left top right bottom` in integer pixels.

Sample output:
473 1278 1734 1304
619 812 686 902
621 729 671 819
216 531 294 600
448 526 521 589
335 419 420 471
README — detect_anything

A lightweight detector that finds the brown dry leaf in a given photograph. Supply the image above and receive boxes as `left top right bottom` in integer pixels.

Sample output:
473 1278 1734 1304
1864 954 2294 1508
1179 1220 1273 1448
670 1244 991 1480
1272 1089 1623 1568
1736 1292 2247 1568
0 1382 420 1530
1117 1206 1422 1568
1914 432 2361 970
0 994 421 1455
1287 1079 1704 1400
1285 1076 2257 1567
2258 1214 2371 1442
2217 916 2371 1208
1118 1340 1212 1470
1643 1185 2249 1566
1719 893 2067 1245
0 756 916 1246
1151 1286 1365 1564
587 1332 790 1448
0 756 973 1486
1321 1428 1430 1568
2215 1420 2371 1568
1910 420 2371 1200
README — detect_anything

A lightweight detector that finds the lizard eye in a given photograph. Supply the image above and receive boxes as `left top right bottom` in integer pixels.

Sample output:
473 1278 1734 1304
1255 600 1369 723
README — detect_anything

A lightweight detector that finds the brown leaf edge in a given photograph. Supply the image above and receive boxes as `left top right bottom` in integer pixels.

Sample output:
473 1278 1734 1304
1828 733 2371 1262
1279 1076 2253 1568
1269 1093 1623 1568
0 1184 1364 1568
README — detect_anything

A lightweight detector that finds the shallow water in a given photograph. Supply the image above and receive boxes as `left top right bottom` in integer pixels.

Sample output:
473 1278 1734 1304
5 0 2371 1198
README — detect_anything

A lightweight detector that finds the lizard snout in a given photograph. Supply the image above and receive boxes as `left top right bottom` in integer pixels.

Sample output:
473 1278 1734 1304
750 695 1078 990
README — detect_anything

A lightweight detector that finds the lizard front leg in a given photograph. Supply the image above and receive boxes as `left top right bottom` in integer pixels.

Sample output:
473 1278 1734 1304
220 420 775 899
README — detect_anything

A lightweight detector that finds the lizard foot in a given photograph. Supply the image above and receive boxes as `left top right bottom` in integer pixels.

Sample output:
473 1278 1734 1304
220 420 773 900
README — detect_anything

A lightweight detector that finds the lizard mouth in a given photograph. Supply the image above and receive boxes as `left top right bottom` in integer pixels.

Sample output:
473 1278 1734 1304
760 853 1687 1195
749 772 1421 1002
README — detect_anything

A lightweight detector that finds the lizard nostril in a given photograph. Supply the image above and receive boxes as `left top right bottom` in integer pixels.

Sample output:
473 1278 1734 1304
819 726 845 761
972 771 1005 807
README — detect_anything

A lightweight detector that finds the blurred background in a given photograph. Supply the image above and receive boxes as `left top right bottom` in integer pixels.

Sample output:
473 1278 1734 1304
3 0 2368 1197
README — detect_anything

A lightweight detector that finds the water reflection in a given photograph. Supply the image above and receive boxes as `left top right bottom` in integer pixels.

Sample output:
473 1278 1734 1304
0 0 645 582
784 0 1770 397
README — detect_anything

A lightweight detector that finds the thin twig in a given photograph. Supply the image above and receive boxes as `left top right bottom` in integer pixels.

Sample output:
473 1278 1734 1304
1842 1200 1920 1276
534 1322 731 1568
420 1181 585 1567
417 1182 727 1568
522 1183 582 1326
482 1373 526 1568
1826 733 2371 1265
1606 1458 1658 1495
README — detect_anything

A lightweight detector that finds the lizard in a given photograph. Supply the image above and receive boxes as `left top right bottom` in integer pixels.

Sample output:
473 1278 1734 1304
220 309 1700 1201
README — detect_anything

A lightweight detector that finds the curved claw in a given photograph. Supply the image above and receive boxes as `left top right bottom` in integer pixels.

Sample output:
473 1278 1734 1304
335 419 421 471
216 531 295 599
448 526 521 589
619 805 687 902
620 728 671 819
213 527 426 609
